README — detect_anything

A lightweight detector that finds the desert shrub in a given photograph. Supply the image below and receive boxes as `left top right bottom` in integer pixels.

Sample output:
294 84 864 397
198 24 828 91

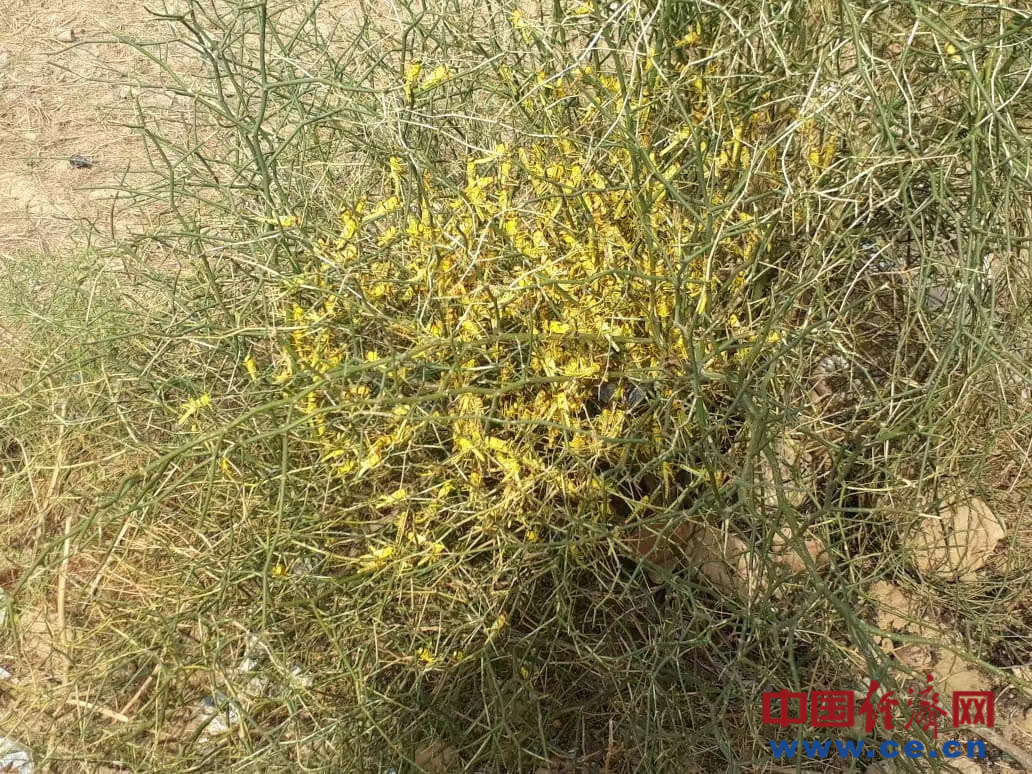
5 1 1032 771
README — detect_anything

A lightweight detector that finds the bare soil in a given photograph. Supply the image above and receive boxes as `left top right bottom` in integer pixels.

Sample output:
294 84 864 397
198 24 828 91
0 0 193 255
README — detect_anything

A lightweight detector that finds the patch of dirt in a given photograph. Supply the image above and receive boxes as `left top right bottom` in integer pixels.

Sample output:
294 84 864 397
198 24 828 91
904 497 1007 581
0 1 195 255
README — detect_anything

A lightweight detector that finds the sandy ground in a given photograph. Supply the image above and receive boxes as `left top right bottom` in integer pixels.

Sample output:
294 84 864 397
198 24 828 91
0 0 366 258
0 1 191 256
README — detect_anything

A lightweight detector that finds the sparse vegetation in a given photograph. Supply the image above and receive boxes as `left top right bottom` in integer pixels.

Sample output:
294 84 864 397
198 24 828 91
3 1 1032 771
